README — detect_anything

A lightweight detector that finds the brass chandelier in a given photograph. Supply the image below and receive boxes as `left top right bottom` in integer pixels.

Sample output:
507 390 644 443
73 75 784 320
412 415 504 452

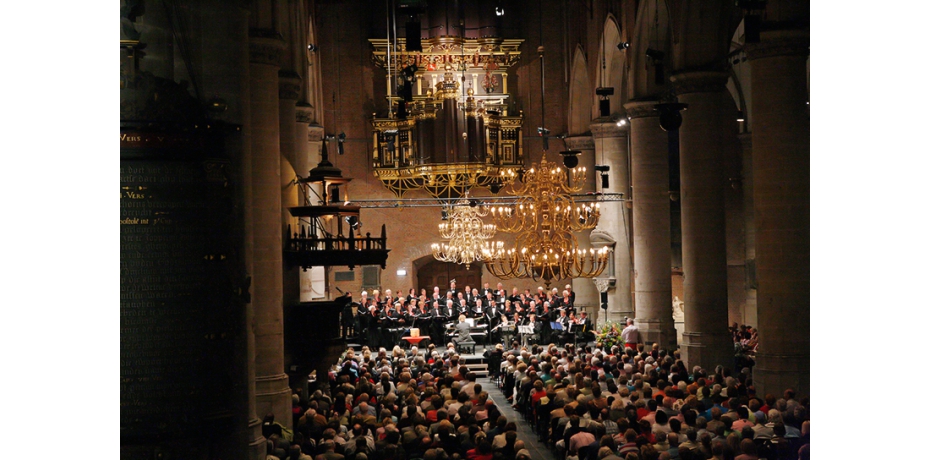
481 157 610 287
431 194 504 269
479 45 610 287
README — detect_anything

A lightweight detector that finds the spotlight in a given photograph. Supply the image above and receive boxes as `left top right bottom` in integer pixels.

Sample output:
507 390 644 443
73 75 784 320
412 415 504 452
489 182 503 194
495 6 504 16
617 42 630 50
656 102 688 132
736 111 745 122
596 87 614 117
615 119 627 127
538 127 550 150
337 132 346 155
560 150 581 169
307 44 317 52
441 210 449 221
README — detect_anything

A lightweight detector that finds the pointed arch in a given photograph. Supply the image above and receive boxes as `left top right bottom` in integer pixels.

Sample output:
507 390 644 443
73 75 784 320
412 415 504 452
594 14 627 119
304 14 323 123
628 0 672 99
568 46 593 135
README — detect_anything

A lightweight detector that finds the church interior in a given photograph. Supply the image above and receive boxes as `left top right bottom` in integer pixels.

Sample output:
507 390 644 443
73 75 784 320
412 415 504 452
119 0 812 458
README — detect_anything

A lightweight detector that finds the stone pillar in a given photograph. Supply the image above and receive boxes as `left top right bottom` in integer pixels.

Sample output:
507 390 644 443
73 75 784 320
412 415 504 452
280 72 302 332
563 135 599 322
745 31 810 396
249 32 291 428
194 5 263 459
589 120 634 324
739 133 757 328
623 101 676 350
671 72 734 371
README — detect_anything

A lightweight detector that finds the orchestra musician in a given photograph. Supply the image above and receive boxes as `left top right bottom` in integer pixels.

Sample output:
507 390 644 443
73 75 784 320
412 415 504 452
554 309 571 345
496 314 514 346
576 311 594 343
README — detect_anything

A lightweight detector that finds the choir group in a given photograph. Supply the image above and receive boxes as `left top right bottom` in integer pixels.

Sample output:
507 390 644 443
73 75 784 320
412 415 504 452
342 281 596 351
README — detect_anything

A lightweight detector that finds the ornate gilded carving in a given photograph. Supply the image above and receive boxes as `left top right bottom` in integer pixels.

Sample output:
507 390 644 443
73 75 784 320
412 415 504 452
369 38 524 73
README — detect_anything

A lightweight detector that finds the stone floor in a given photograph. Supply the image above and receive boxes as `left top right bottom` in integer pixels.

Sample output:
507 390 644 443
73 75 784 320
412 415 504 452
479 375 559 460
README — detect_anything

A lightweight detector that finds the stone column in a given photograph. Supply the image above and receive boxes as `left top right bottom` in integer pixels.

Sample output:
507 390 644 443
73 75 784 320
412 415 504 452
745 31 810 396
249 32 291 428
623 101 676 350
671 71 735 371
280 72 302 331
739 133 757 328
563 135 599 322
589 120 634 324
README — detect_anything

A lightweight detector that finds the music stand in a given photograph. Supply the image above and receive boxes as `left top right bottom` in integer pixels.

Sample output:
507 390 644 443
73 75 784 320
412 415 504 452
518 325 536 347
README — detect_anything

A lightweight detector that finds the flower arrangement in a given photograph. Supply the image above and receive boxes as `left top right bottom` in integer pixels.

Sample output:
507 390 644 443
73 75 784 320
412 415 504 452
594 321 625 351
